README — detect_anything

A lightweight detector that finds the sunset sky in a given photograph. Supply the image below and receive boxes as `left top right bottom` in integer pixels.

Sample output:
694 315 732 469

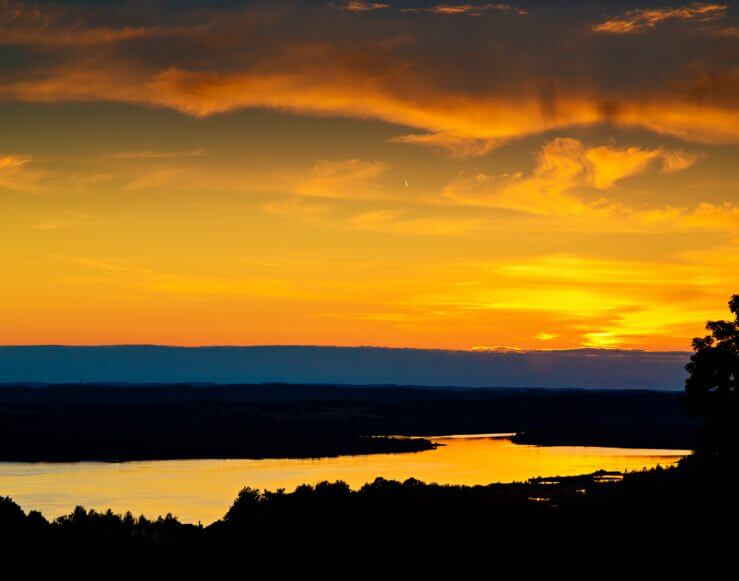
2 0 738 350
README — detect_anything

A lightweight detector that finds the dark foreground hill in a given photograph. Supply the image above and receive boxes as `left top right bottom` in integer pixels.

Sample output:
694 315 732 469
1 463 735 577
0 384 699 461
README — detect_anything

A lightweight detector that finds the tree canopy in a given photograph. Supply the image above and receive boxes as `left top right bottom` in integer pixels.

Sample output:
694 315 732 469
685 295 739 462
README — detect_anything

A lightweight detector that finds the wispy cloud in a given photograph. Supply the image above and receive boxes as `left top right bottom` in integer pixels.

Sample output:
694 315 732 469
389 132 503 157
330 1 390 11
420 252 735 348
639 202 739 230
350 209 483 235
0 0 737 153
440 137 739 234
0 154 44 191
103 149 207 160
401 3 528 16
67 257 138 273
711 24 739 36
592 2 729 34
124 167 195 190
0 0 164 46
6 63 737 152
443 138 698 216
30 211 94 231
0 154 31 171
65 255 300 299
331 1 527 16
297 159 389 199
262 196 334 220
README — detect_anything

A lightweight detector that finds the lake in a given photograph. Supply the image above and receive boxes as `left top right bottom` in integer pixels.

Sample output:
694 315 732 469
0 434 689 524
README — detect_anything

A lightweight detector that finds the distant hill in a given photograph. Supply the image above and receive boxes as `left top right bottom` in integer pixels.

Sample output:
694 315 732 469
0 345 688 389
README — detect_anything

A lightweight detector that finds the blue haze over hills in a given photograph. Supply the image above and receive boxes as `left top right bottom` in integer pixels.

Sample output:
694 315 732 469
0 346 689 390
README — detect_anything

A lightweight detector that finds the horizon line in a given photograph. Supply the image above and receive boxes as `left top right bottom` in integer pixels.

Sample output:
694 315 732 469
0 344 693 354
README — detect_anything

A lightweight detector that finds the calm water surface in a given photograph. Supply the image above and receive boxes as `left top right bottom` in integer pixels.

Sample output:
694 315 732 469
0 435 689 524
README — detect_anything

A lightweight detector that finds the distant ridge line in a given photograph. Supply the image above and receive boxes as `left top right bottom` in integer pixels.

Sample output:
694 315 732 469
0 345 688 389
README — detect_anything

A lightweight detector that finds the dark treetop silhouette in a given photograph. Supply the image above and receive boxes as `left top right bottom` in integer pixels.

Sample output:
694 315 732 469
685 294 739 465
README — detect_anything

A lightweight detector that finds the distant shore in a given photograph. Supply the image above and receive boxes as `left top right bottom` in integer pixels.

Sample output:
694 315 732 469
0 384 699 462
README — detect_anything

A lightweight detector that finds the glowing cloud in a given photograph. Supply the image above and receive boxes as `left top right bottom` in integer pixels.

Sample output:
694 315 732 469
0 3 737 152
350 210 483 235
401 3 529 16
262 197 333 220
297 159 389 199
331 1 390 12
442 138 697 216
0 154 41 191
389 132 504 157
103 149 207 160
592 3 729 34
0 154 31 171
0 0 163 46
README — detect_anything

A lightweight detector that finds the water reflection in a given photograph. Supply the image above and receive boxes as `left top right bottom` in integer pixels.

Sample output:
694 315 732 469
0 435 688 524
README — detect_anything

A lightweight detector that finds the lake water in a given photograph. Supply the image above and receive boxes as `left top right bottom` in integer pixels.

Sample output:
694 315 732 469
0 434 689 524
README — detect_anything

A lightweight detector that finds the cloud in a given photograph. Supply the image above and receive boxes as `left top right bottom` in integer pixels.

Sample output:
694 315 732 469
309 159 388 182
419 252 735 348
438 137 739 233
0 38 739 154
583 143 693 189
330 1 390 11
64 255 297 299
68 257 136 273
29 211 93 231
592 2 729 34
0 154 31 171
103 149 207 160
262 196 333 220
682 202 739 228
389 132 504 157
443 138 697 215
350 209 483 235
712 25 739 36
0 0 164 46
320 242 733 349
330 1 529 16
6 62 738 154
297 159 389 198
0 2 737 153
0 154 43 191
124 167 195 190
660 149 700 172
638 202 739 230
401 3 529 16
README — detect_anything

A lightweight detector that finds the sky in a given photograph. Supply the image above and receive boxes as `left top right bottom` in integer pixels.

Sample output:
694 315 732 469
1 0 738 351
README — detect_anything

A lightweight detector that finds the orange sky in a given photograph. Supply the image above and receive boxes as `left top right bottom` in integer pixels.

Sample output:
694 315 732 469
1 1 738 350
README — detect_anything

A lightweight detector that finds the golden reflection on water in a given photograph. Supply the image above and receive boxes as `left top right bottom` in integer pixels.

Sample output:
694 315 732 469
0 435 688 524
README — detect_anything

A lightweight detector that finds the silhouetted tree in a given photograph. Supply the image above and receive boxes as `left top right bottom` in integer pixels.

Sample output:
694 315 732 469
223 486 262 526
685 294 739 463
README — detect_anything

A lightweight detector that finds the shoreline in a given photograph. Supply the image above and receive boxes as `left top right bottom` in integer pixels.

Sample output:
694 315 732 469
0 384 700 462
